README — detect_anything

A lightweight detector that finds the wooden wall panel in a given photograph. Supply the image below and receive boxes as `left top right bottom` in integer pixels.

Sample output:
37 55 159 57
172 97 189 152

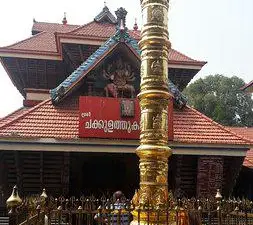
1 151 70 197
197 156 224 198
20 151 41 194
174 155 198 197
4 152 17 192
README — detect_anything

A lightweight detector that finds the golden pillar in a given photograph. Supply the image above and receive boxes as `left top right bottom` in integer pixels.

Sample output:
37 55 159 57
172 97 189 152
132 0 172 224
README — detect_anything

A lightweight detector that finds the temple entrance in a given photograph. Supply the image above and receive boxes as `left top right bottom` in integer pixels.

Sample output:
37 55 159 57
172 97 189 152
69 152 139 198
233 166 253 199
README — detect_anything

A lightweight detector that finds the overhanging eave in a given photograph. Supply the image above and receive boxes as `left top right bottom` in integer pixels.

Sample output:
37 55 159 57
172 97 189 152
0 138 249 157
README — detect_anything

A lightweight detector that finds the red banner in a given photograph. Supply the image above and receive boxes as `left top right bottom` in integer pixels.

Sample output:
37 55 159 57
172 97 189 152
79 96 173 140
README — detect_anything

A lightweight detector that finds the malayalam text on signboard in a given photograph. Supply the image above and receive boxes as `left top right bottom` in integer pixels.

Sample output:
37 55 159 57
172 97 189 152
79 96 173 140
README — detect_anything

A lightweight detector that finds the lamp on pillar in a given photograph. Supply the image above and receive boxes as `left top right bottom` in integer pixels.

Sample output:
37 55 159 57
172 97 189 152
131 0 173 224
6 185 22 225
6 185 22 213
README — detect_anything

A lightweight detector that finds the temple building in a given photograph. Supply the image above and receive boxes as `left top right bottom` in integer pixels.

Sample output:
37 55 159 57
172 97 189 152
0 6 251 200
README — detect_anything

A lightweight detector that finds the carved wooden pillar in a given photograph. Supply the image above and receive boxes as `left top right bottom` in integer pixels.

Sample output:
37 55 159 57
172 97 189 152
174 155 183 196
197 156 224 198
14 151 22 192
40 152 44 188
62 152 70 195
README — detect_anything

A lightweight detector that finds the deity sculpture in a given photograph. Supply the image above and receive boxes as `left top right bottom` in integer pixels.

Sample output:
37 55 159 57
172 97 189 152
103 58 135 98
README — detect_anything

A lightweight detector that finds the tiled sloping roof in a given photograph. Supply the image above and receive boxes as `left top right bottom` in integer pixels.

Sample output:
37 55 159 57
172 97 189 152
128 30 141 40
173 107 249 145
32 22 79 33
227 127 253 141
3 32 58 53
0 21 205 66
0 99 79 139
168 49 199 63
227 127 253 168
0 107 30 127
68 21 116 37
0 98 249 145
65 21 141 41
62 23 203 63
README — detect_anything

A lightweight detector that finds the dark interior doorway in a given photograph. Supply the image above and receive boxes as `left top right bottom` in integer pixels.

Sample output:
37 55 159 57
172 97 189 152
69 152 139 199
233 166 253 200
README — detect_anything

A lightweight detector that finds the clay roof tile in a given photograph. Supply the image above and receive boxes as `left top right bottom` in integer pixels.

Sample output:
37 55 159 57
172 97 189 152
0 98 250 146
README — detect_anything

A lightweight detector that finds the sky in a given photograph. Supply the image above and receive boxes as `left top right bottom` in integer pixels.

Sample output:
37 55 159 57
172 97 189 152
0 0 252 117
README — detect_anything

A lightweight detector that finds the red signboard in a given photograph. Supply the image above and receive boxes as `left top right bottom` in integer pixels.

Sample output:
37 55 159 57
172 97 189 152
79 96 173 140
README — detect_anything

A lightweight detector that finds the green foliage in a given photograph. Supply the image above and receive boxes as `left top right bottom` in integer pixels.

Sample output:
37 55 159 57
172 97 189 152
183 75 253 126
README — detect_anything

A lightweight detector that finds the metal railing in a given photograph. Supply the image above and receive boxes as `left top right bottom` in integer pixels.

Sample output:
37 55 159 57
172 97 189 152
5 187 253 225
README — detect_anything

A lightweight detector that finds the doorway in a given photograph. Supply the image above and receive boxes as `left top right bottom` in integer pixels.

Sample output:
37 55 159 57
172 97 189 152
69 152 139 198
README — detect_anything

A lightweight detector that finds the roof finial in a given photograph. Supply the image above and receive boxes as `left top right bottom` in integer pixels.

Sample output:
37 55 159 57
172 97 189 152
103 0 109 12
115 7 128 30
33 18 37 23
133 18 138 31
62 12 67 25
94 3 117 23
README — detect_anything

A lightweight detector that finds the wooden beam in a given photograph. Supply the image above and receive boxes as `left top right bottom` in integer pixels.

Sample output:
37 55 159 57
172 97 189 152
62 152 70 195
175 155 183 192
40 152 44 188
14 151 22 192
78 45 85 62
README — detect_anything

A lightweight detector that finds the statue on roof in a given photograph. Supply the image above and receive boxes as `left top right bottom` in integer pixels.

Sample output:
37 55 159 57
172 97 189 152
103 58 135 98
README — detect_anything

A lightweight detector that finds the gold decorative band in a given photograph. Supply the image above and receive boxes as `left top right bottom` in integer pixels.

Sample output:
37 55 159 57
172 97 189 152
131 0 173 224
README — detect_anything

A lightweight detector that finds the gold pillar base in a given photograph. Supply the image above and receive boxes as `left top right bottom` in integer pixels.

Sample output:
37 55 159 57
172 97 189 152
131 209 176 225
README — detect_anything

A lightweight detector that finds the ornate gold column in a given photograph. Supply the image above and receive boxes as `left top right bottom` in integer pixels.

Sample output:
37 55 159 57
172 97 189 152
132 0 172 224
